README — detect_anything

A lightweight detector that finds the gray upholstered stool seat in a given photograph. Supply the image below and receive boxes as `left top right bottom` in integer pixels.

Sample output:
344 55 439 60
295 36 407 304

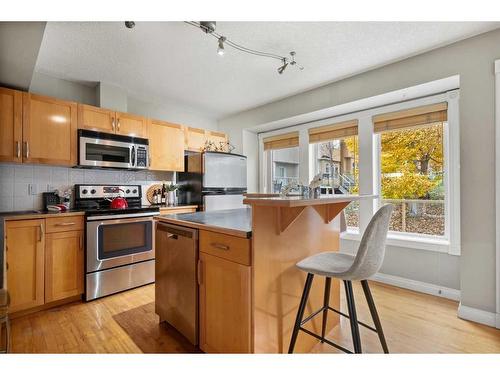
297 252 355 278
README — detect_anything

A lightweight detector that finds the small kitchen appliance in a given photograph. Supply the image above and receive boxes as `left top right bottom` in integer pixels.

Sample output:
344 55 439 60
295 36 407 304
78 129 149 170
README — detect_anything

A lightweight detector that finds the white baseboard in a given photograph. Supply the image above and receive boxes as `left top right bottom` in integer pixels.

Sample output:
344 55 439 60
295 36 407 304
457 303 498 328
370 272 461 301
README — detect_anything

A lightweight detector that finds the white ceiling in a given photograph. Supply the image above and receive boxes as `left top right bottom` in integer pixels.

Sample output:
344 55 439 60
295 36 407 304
35 22 499 119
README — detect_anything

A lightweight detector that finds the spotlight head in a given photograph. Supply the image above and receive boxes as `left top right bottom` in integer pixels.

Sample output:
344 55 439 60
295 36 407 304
124 21 135 29
277 60 289 75
217 36 226 56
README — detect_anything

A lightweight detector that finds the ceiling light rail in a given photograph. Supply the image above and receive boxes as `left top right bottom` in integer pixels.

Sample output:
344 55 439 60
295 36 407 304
184 21 304 74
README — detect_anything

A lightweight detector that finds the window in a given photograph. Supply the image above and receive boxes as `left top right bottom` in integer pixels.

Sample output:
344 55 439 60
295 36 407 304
374 103 447 238
263 132 300 193
309 120 359 229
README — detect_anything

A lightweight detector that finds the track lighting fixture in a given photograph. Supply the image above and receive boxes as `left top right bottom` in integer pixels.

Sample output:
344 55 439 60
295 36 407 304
277 59 288 74
217 37 226 56
185 21 304 75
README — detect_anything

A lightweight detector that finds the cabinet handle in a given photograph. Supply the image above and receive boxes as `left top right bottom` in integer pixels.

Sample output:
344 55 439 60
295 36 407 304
38 223 43 242
197 259 202 285
15 141 21 158
80 234 83 250
210 242 230 251
117 119 121 131
23 141 29 159
112 118 116 132
55 222 76 226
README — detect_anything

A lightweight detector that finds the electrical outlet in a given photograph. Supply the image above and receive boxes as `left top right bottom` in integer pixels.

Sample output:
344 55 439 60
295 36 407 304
28 183 37 195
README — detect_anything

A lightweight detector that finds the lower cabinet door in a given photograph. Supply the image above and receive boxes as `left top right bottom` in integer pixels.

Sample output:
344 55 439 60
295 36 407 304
6 219 45 313
45 230 84 303
199 252 251 353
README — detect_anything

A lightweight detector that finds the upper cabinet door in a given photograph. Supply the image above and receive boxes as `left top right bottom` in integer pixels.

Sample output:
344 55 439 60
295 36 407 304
186 127 207 152
78 104 116 133
148 119 185 171
22 93 78 166
0 87 23 163
115 112 148 138
206 131 229 152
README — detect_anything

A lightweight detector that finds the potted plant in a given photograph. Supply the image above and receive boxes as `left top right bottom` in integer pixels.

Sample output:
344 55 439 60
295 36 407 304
166 184 179 206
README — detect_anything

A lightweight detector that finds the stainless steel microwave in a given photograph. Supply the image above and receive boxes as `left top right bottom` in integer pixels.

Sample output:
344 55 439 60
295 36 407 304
78 129 149 170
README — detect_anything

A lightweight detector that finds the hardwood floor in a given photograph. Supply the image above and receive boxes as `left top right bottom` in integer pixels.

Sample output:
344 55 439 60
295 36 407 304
9 281 500 353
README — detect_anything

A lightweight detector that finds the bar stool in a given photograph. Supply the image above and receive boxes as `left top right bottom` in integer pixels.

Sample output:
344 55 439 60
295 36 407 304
288 204 394 354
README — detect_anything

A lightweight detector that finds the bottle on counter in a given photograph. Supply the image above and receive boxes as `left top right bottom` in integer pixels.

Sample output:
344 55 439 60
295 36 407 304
161 183 166 206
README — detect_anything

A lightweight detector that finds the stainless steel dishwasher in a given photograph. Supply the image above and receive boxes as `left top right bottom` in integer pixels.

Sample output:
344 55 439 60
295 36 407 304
155 222 199 345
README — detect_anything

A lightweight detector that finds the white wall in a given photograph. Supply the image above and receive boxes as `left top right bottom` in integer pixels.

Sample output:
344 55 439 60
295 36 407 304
30 72 96 105
127 96 218 131
219 28 500 312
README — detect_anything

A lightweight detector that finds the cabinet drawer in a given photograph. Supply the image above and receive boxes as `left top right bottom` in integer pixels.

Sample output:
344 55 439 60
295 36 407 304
46 216 84 233
199 230 251 266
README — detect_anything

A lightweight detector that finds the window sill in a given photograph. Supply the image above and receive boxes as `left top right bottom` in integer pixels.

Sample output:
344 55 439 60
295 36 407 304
340 229 456 254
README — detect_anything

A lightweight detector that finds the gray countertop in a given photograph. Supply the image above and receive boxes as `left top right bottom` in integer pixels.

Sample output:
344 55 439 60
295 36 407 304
156 208 252 238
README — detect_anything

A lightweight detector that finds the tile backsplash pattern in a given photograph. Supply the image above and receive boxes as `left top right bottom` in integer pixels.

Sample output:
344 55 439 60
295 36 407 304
0 163 173 212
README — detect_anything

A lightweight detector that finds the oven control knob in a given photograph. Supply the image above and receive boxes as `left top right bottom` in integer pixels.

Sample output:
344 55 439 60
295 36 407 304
82 189 88 195
90 189 96 194
126 189 130 194
132 189 137 194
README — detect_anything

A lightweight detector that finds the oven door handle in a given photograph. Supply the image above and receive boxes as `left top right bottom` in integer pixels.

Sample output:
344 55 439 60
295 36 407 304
86 211 159 221
131 145 135 167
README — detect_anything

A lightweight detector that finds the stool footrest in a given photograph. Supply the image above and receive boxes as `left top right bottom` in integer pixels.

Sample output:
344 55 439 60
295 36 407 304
328 307 377 332
299 327 352 354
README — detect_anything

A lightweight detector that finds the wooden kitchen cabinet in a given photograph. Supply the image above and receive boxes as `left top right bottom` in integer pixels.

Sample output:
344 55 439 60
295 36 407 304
198 251 252 353
77 105 148 138
185 127 207 151
78 104 116 133
45 230 84 303
5 219 45 313
116 112 148 138
148 119 185 171
0 87 23 163
22 93 77 166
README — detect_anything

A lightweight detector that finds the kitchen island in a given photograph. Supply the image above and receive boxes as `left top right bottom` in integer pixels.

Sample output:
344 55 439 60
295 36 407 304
155 194 375 353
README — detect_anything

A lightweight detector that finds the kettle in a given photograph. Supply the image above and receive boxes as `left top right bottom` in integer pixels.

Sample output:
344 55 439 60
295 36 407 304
107 189 129 210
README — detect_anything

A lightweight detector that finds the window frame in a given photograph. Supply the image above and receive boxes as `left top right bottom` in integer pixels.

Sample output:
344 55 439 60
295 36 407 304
259 89 460 256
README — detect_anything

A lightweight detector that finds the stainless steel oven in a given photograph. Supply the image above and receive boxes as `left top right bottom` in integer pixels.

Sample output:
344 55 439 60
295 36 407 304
85 211 157 300
78 129 149 170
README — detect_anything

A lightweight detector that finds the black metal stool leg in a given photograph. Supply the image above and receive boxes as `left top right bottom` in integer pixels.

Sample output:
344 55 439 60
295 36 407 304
321 277 331 343
344 280 362 353
361 280 389 353
288 273 314 353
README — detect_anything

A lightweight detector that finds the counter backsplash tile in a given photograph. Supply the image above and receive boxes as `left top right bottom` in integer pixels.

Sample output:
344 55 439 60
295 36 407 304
0 163 174 211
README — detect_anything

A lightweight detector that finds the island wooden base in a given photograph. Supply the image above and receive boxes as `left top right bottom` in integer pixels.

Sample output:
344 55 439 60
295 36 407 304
252 204 342 353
